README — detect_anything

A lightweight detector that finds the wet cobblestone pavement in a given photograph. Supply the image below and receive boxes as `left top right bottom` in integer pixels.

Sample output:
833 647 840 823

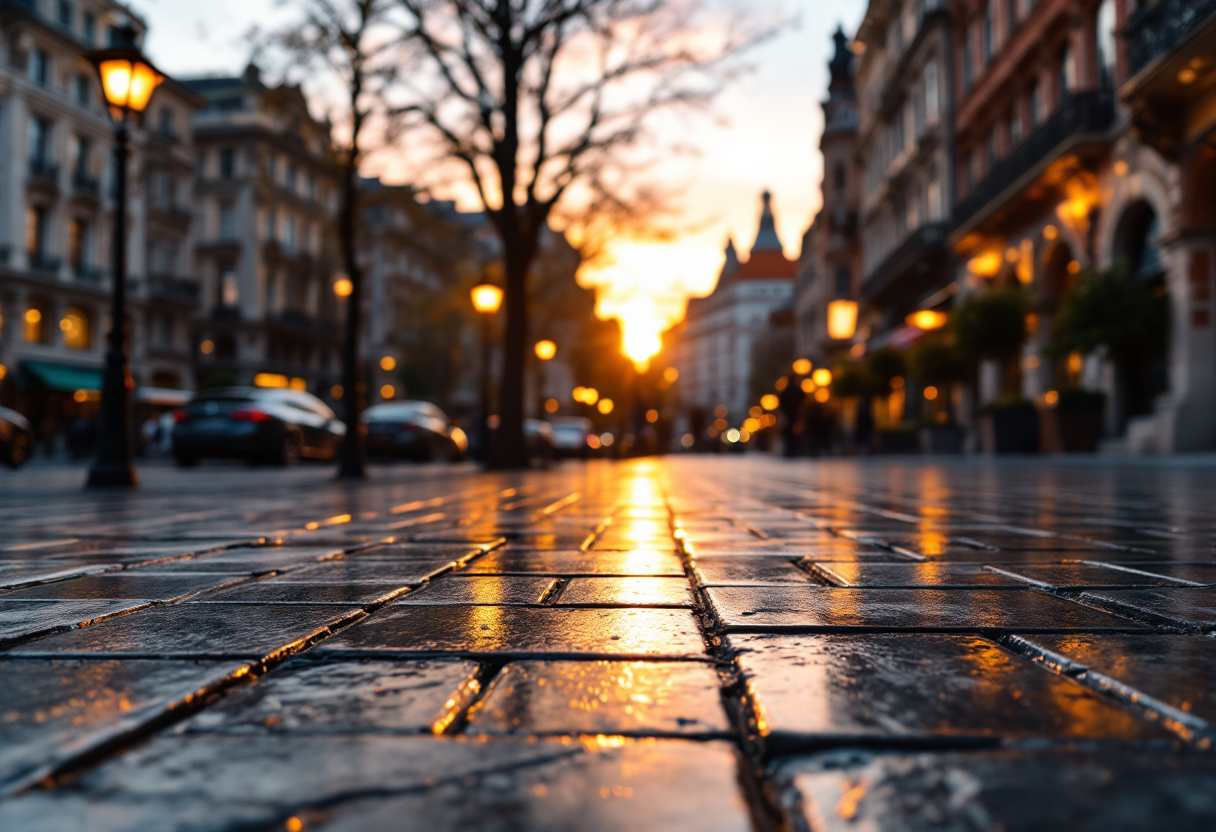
2 456 1215 831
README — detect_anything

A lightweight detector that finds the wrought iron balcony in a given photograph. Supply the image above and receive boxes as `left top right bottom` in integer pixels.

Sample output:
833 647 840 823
953 91 1114 231
28 251 61 273
72 172 101 196
72 264 107 284
1127 0 1216 76
861 222 948 303
148 275 202 302
28 158 59 184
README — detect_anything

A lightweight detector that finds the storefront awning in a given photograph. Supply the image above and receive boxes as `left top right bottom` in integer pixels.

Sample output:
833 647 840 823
23 360 103 393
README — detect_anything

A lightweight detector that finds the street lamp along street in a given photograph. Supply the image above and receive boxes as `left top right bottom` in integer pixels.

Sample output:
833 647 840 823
471 282 504 460
85 24 164 488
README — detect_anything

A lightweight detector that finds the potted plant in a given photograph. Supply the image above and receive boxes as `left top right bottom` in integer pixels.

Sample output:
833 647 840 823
908 338 966 453
1043 387 1106 452
951 289 1033 453
1048 264 1168 435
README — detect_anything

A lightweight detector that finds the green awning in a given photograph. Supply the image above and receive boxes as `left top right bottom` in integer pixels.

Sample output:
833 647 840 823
23 360 103 392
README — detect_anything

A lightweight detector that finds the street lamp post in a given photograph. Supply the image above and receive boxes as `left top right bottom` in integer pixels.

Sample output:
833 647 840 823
85 25 163 488
534 339 555 417
471 282 503 460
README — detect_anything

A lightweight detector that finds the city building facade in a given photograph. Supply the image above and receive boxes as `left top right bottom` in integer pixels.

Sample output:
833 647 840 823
855 0 956 348
795 27 862 362
672 191 797 424
946 0 1216 451
183 65 342 399
0 0 202 450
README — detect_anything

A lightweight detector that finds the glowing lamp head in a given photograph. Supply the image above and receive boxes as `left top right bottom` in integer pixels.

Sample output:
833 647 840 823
333 277 353 298
534 339 556 361
827 299 858 340
87 27 164 121
470 283 503 315
760 394 779 411
812 368 832 387
906 309 948 330
792 358 812 376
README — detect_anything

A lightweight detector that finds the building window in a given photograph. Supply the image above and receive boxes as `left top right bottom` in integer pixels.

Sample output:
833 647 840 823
82 11 96 44
924 62 939 119
1029 79 1044 126
158 107 176 138
284 216 297 252
834 265 851 297
26 206 47 261
265 208 277 241
28 117 51 167
69 218 89 273
57 0 73 28
1010 102 1022 146
219 148 236 179
927 179 942 220
74 73 91 107
24 301 48 344
1058 42 1075 101
285 164 297 193
29 49 50 86
1005 0 1017 38
1096 0 1116 89
220 270 240 307
833 164 846 194
71 134 91 178
60 307 90 349
265 154 277 181
157 314 174 348
962 24 975 90
219 204 237 240
983 2 994 63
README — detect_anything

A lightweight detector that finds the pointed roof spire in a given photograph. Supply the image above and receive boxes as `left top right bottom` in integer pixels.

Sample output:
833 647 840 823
828 25 854 94
751 190 782 254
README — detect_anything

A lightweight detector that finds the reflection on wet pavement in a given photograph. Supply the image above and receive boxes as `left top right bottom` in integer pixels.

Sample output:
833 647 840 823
1 455 1214 829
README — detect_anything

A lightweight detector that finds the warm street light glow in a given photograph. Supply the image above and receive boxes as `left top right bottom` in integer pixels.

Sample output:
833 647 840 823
760 394 779 411
254 373 289 388
381 384 395 399
775 377 789 392
812 368 832 387
97 59 163 115
582 387 599 405
906 309 948 330
25 309 41 324
725 428 741 443
573 386 586 402
646 409 659 423
827 299 858 340
544 398 559 413
289 378 307 391
597 398 614 414
814 387 830 402
714 404 728 417
331 385 344 399
1043 224 1059 241
743 417 761 433
663 367 679 383
200 339 215 355
800 378 815 393
792 358 812 375
534 339 556 361
333 277 353 298
470 283 503 314
968 251 1003 278
924 386 939 400
1067 352 1084 374
380 356 397 371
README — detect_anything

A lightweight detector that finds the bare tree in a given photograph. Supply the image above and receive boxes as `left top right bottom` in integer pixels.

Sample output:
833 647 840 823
395 0 758 468
273 0 403 478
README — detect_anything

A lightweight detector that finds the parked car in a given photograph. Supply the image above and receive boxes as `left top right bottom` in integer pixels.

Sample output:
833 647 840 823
172 387 345 466
525 419 556 463
550 417 593 459
0 406 33 469
363 401 468 461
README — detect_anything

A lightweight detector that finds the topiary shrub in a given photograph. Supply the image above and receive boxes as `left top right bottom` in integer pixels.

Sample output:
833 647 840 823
950 289 1029 362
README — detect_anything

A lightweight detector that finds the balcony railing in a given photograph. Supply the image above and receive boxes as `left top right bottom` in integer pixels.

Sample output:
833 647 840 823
73 264 107 284
72 173 101 196
953 90 1114 230
1127 0 1216 76
148 275 202 301
28 158 59 184
28 251 61 273
266 310 338 336
861 222 948 301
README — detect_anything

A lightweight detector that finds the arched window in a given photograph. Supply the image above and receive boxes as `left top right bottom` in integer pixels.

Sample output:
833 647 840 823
60 307 91 349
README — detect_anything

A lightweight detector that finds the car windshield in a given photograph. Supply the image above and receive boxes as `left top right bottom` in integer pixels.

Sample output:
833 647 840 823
364 404 427 421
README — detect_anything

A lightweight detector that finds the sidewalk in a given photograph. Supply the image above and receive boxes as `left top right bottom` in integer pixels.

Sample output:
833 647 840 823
1 456 1214 830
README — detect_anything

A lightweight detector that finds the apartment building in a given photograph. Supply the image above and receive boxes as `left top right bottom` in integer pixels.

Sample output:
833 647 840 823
795 27 862 362
0 0 201 449
183 65 342 398
855 0 956 346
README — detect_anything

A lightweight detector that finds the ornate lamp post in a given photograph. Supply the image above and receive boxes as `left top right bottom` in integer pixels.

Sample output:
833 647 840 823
470 282 503 459
85 25 163 487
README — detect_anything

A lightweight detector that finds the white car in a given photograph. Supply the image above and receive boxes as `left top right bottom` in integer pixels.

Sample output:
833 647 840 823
550 417 593 459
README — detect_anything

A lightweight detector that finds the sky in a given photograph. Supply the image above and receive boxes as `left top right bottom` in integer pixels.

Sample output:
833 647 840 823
136 0 866 361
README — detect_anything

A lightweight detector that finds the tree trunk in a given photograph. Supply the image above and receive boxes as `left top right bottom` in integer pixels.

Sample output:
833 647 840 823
337 154 365 478
488 242 531 469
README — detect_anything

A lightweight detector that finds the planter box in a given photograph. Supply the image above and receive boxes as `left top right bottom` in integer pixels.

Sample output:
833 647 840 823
920 426 965 454
1041 408 1103 453
980 411 1040 453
